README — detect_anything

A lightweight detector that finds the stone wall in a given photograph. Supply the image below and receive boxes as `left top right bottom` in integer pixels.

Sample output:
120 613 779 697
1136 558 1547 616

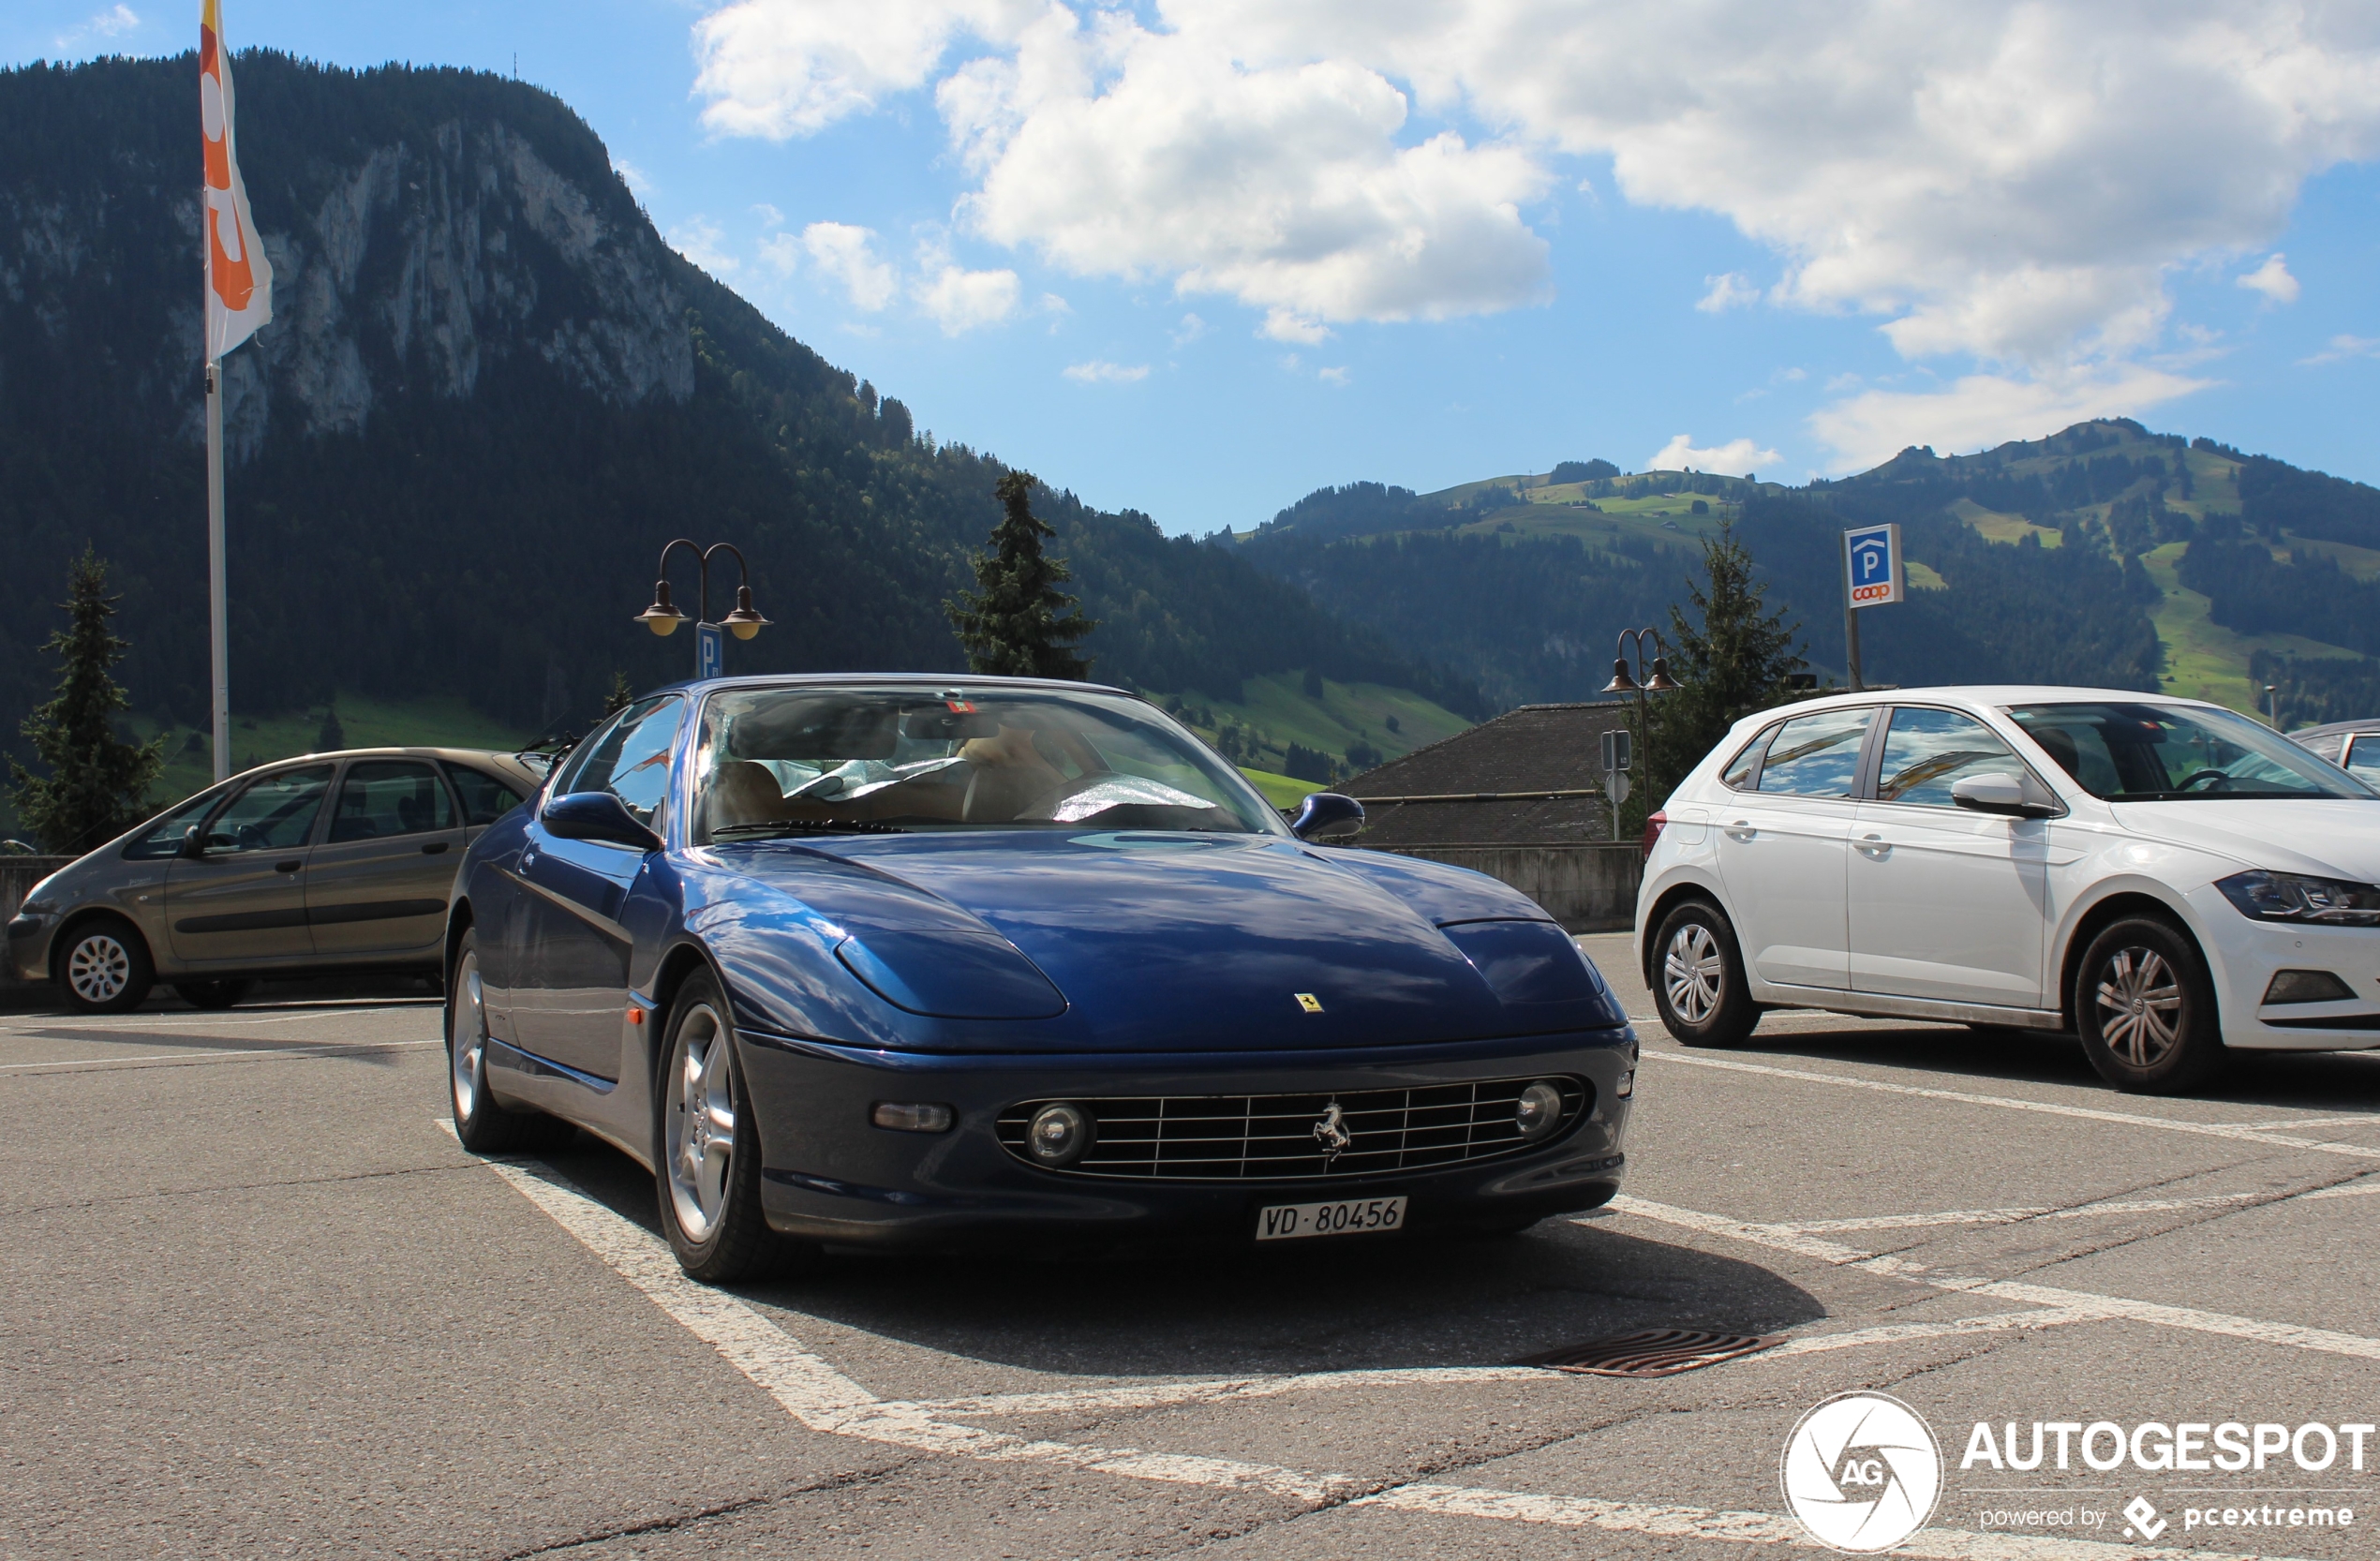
1366 843 1642 933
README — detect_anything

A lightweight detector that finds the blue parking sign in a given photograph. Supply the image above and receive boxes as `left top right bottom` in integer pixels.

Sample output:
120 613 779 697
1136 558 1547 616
1843 523 1904 607
697 621 724 680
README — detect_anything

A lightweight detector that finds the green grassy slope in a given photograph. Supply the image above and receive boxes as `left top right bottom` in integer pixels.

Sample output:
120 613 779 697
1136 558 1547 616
1152 672 1472 789
125 694 534 813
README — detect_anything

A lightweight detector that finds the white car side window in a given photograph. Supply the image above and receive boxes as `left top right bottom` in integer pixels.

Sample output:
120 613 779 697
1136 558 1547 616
1756 709 1874 798
1875 708 2022 808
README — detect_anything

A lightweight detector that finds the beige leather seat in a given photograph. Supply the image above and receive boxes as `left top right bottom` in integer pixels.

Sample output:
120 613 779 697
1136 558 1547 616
706 761 790 835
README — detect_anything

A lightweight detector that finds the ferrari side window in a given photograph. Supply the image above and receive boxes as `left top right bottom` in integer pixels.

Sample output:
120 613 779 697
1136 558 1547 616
567 696 684 825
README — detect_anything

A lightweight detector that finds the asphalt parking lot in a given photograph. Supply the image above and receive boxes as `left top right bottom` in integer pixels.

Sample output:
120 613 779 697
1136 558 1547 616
7 935 2380 1561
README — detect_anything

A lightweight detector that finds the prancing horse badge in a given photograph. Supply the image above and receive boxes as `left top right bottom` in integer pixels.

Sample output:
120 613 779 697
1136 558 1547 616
1294 992 1324 1014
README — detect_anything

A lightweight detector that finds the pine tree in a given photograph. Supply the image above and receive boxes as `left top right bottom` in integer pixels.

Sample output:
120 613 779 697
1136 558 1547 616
945 472 1098 679
602 670 634 717
1638 520 1805 826
7 548 167 855
317 703 345 751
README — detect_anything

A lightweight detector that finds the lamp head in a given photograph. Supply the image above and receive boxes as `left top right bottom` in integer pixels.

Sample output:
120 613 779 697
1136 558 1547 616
1601 657 1641 696
1643 656 1680 692
635 580 687 636
722 585 770 641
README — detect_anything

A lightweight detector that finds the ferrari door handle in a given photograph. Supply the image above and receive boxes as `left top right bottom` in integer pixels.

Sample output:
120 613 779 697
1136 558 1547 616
275 859 303 873
1723 821 1756 841
421 841 450 855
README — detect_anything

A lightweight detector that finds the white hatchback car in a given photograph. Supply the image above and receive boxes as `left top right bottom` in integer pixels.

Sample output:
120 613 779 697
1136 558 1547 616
1634 687 2380 1093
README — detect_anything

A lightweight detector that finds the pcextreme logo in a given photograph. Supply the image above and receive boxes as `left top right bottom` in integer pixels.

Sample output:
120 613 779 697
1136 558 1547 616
1781 1392 1944 1553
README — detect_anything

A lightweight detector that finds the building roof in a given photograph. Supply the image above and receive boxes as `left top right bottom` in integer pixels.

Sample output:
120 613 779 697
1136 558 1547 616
1342 701 1635 847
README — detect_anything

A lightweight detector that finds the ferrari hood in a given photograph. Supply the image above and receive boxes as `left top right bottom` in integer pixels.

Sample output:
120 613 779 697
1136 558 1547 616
720 829 1611 1051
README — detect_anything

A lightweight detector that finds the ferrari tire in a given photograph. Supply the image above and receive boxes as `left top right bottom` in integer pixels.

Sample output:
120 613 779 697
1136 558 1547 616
56 916 154 1015
2075 916 2226 1094
447 930 562 1153
1651 900 1759 1048
656 971 817 1285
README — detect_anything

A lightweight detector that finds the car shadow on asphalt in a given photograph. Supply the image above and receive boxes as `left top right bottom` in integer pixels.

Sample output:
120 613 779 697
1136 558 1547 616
528 1134 1827 1376
1710 1020 2380 1114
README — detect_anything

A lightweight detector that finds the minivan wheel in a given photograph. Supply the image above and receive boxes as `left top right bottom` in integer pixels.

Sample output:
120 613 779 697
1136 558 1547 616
656 970 819 1285
1652 900 1759 1048
2074 916 2225 1094
56 917 154 1015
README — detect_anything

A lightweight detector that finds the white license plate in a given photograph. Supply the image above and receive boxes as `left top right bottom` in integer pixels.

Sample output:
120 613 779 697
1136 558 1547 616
1255 1196 1407 1241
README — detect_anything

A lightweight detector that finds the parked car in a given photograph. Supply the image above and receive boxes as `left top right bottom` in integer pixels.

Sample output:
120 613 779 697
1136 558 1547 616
2288 719 2380 786
445 676 1635 1281
7 748 542 1014
1636 686 2380 1094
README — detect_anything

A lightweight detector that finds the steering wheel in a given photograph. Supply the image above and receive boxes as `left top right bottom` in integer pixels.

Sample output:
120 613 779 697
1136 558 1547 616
2175 768 2233 792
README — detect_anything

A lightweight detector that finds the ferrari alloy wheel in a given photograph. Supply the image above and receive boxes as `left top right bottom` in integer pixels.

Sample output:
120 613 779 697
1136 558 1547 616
58 918 153 1015
2075 916 2224 1094
1651 900 1757 1048
656 970 811 1284
447 931 558 1153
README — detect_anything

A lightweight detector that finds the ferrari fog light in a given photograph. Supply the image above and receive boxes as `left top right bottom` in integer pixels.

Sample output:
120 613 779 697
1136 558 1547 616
1027 1103 1093 1167
2263 969 2358 1005
871 1101 955 1133
1615 1070 1634 1100
1514 1080 1565 1140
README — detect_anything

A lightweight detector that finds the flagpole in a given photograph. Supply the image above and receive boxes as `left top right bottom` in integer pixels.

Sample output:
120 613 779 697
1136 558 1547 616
206 356 230 782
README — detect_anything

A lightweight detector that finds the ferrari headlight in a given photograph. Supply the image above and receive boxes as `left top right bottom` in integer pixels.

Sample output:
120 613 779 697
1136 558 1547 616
2217 870 2380 927
1027 1103 1093 1167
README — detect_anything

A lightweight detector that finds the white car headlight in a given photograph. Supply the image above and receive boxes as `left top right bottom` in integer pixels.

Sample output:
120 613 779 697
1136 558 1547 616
2216 870 2380 927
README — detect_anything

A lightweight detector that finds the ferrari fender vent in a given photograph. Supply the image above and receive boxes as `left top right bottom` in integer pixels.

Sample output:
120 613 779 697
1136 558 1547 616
1517 1329 1779 1377
994 1076 1589 1181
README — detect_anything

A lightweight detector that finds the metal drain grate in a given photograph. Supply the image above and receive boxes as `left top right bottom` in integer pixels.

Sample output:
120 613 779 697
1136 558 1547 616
1517 1329 1780 1377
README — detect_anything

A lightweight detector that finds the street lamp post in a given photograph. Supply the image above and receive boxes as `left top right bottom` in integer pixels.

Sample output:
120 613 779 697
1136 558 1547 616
1600 628 1678 841
634 539 770 676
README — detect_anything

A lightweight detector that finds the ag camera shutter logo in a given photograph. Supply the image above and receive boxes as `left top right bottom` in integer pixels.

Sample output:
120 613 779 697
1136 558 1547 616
1781 1391 1942 1552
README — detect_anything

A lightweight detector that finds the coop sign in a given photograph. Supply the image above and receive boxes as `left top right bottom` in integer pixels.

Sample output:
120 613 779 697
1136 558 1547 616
1844 523 1906 607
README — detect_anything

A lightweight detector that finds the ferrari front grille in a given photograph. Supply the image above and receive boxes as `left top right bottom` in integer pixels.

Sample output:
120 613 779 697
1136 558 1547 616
993 1075 1590 1182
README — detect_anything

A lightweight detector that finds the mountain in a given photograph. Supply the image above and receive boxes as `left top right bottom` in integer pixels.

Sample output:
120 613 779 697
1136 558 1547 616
1226 420 2380 721
0 54 1482 777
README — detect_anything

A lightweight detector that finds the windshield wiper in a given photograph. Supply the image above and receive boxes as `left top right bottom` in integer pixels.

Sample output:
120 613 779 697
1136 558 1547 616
709 819 909 838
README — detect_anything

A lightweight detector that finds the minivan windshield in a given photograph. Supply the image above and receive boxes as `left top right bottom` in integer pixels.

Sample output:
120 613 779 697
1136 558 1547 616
692 686 1286 841
2005 702 2373 802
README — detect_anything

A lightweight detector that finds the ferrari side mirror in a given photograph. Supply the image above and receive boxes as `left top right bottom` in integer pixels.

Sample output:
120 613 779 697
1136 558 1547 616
542 791 663 852
1290 792 1365 842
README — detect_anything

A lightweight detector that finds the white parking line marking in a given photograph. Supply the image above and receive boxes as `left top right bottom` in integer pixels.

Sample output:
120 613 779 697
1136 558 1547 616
2245 1115 2380 1132
1606 1195 2380 1365
459 1129 2311 1558
0 1038 442 1074
0 1004 431 1034
1648 1050 2380 1161
1763 1311 2098 1358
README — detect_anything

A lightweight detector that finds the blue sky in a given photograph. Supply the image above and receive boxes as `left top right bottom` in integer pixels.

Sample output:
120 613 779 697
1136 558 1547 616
12 1 2378 534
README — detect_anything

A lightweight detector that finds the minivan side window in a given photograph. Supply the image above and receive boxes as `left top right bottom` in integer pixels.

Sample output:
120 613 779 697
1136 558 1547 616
201 766 335 853
443 765 527 826
122 789 231 860
1755 709 1875 798
1875 708 2024 808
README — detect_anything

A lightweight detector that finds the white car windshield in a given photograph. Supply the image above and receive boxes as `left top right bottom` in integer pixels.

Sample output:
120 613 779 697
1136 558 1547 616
2006 702 2374 802
692 686 1286 841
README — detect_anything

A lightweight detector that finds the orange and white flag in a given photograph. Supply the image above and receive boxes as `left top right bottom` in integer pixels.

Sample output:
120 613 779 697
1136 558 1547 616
200 0 272 359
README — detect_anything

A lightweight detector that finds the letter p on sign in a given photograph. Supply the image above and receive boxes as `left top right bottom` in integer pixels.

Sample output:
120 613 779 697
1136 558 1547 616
1845 523 1905 607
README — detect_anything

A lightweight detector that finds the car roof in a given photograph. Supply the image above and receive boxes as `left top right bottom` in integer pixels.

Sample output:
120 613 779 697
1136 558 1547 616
223 747 542 783
2287 718 2380 741
644 672 1141 699
1741 685 2223 721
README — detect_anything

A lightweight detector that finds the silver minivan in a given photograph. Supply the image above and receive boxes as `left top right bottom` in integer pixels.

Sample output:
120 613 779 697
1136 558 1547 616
6 748 543 1013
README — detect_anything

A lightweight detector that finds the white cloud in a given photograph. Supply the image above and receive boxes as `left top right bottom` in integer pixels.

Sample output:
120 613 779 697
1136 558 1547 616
612 158 654 196
1171 312 1208 346
2238 252 2299 305
917 262 1020 333
1260 309 1331 345
1646 434 1780 476
2298 334 2380 366
1063 359 1150 383
54 4 137 51
1696 273 1759 313
691 0 2380 395
751 202 786 228
667 216 738 275
1317 365 1352 386
797 222 897 310
1807 364 2209 471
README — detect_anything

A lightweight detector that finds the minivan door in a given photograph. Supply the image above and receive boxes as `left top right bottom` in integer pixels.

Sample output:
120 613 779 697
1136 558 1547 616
163 765 334 966
305 760 469 961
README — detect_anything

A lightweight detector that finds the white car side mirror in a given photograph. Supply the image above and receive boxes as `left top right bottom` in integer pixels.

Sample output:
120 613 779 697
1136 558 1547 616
1951 771 2056 818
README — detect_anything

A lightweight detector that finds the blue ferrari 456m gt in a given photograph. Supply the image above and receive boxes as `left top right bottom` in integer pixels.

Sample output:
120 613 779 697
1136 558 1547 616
445 676 1635 1281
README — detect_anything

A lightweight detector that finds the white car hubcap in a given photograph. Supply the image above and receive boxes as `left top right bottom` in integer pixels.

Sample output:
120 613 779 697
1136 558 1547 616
2095 947 2181 1068
1664 923 1725 1024
67 934 129 1004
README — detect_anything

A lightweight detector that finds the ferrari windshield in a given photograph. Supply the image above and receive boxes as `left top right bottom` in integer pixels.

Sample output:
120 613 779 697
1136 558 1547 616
692 685 1286 841
2005 702 2373 802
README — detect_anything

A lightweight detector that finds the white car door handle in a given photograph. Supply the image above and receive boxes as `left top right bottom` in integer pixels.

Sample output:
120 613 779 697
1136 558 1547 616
1856 834 1891 858
1723 821 1757 841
